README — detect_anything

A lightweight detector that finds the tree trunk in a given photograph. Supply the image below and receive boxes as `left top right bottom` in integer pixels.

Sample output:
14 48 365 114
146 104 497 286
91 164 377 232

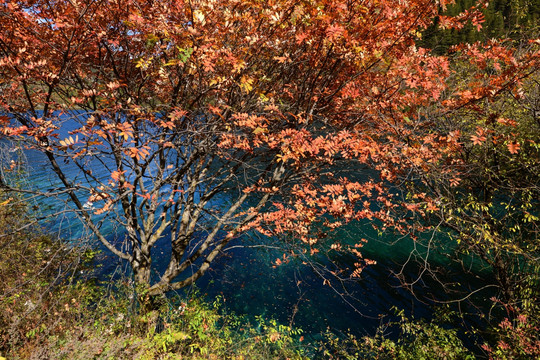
132 247 151 285
132 246 158 312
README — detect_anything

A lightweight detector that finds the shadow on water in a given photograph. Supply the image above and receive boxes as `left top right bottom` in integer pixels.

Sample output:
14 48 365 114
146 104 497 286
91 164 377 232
194 223 496 345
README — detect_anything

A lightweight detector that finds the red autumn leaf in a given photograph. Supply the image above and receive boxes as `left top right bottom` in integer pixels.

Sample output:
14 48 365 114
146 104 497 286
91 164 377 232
471 134 486 145
507 141 520 154
110 170 125 182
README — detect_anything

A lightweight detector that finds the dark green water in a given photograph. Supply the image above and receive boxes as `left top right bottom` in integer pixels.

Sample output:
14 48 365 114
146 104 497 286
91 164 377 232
196 223 494 340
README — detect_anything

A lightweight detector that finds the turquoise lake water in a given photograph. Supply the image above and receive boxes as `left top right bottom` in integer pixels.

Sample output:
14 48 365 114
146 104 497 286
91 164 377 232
2 117 497 352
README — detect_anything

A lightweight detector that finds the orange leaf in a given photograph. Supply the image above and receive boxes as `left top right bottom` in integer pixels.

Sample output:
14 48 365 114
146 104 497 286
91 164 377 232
507 141 520 154
111 170 125 182
470 134 486 145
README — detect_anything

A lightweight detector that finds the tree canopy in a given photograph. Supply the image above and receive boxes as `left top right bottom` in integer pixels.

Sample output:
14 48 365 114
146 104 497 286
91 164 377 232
0 0 539 319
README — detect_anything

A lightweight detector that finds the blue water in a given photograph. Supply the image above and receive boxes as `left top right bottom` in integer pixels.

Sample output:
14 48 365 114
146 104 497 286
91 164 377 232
3 115 495 348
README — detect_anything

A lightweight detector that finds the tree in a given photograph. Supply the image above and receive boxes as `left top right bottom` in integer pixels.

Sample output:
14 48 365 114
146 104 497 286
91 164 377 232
420 0 540 53
0 0 536 304
385 37 540 353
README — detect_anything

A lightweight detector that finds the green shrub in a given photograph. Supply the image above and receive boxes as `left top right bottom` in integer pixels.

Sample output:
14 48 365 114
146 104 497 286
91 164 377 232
40 289 307 359
0 192 96 357
319 310 474 360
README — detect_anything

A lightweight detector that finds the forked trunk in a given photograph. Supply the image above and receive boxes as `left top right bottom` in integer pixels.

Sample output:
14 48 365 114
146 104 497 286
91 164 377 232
132 246 157 312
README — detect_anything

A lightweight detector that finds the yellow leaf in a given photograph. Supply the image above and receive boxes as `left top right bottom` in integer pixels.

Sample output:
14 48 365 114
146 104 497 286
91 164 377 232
240 76 253 93
165 59 180 66
0 198 11 206
253 127 267 135
233 61 246 73
193 10 206 24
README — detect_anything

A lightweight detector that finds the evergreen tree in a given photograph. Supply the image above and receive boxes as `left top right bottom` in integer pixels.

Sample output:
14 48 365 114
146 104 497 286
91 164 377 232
419 0 539 53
